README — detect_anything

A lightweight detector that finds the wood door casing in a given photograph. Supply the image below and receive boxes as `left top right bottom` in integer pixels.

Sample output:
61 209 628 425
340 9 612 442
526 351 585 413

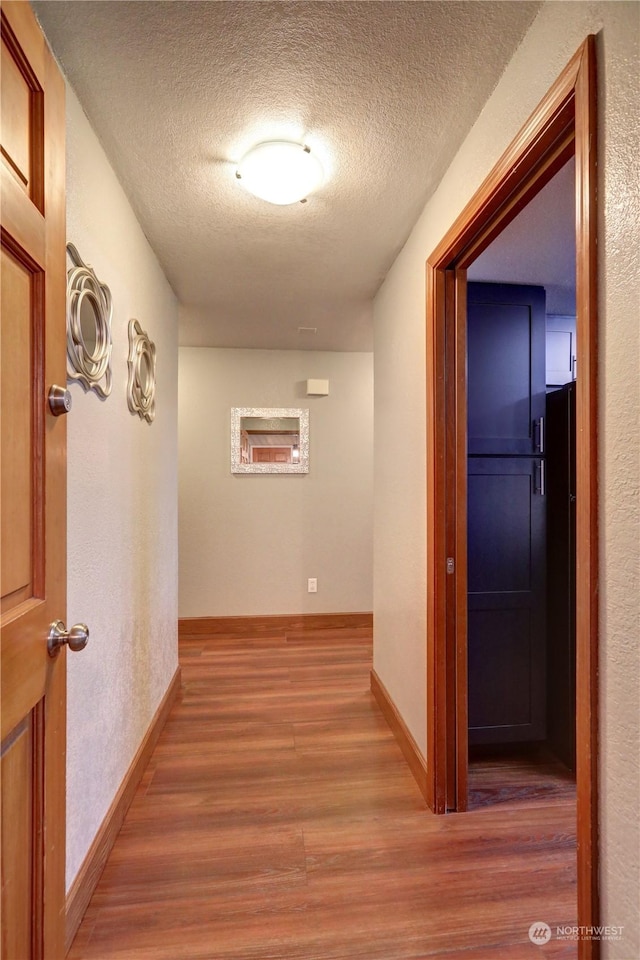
426 36 598 960
1 3 67 957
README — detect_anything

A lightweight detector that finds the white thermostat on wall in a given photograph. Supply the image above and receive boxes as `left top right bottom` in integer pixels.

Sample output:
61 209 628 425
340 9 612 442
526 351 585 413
306 379 329 396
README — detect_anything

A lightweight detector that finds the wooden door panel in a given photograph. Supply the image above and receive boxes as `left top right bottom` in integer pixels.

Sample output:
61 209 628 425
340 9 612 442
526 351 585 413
0 35 32 188
467 282 546 455
1 713 39 960
1 2 67 957
252 446 292 463
0 7 44 206
1 245 44 612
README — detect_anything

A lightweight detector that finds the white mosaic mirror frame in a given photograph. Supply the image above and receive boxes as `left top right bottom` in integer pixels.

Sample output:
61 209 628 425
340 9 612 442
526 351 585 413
231 407 309 474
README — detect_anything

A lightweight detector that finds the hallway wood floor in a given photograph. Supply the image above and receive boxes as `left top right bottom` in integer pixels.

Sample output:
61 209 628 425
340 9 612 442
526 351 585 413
69 625 577 960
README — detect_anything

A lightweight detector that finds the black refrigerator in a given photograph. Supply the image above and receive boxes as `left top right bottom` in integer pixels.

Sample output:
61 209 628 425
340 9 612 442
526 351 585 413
545 381 577 771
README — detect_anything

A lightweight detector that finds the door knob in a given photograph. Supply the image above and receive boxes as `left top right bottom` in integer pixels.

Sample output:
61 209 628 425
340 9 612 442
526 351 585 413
48 385 72 416
48 620 89 657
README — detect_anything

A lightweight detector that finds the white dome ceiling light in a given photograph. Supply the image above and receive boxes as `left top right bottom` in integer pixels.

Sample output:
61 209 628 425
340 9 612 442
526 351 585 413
235 141 324 205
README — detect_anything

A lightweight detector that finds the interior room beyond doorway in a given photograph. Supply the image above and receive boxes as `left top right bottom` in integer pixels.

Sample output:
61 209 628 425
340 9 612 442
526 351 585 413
465 157 577 806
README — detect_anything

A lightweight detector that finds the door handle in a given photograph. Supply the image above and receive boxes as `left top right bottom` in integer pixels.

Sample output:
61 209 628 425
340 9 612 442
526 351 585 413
535 460 546 497
534 416 545 453
48 620 89 657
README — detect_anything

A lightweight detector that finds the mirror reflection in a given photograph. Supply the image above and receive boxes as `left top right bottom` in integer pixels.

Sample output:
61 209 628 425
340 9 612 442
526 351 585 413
139 350 153 394
231 408 309 474
240 417 300 465
79 296 99 356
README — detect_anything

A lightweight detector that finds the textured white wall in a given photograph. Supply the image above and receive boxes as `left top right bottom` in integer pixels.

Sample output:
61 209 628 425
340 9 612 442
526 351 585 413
65 88 179 890
373 2 639 953
179 348 373 618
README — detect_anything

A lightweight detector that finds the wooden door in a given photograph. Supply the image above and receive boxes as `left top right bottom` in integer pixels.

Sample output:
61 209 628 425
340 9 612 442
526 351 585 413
467 457 547 743
252 447 292 463
1 3 67 957
467 282 546 456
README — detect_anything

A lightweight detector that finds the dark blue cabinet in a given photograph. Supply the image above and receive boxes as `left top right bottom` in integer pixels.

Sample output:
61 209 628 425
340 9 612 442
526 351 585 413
467 457 547 743
467 283 547 745
467 282 546 456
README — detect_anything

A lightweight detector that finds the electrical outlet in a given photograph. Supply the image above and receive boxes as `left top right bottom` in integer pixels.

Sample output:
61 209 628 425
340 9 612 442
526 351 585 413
307 578 317 593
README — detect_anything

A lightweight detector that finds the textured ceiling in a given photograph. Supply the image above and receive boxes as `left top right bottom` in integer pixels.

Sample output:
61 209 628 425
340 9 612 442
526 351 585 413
34 1 540 351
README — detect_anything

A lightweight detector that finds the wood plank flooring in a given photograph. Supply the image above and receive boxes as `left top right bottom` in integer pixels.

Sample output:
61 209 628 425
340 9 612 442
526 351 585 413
69 626 577 960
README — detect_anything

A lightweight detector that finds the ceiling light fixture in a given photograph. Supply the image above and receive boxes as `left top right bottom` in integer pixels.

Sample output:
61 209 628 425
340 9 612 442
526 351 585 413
235 141 324 205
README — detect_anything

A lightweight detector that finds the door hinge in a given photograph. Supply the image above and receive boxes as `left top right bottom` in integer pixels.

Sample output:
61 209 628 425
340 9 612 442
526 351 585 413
446 557 455 575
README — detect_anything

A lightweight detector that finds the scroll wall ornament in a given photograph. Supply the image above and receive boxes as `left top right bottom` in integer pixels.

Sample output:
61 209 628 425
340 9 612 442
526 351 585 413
127 319 156 423
66 243 113 398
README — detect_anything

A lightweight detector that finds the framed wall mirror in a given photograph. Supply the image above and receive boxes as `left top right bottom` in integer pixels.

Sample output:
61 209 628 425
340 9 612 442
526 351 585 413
127 318 157 423
66 242 113 398
231 408 309 474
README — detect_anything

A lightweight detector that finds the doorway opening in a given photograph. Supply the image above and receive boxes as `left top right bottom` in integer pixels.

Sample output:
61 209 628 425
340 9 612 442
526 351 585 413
425 36 597 959
465 158 577 807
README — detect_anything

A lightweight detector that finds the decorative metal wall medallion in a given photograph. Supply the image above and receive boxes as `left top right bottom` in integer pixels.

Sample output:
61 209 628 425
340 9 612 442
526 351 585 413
127 319 156 423
66 243 113 398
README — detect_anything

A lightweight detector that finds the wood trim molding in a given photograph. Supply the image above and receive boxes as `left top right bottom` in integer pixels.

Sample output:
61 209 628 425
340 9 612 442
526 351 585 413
64 667 182 953
370 670 428 804
179 612 373 640
453 268 469 814
425 262 447 813
425 34 598 960
573 37 599 957
428 42 582 270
